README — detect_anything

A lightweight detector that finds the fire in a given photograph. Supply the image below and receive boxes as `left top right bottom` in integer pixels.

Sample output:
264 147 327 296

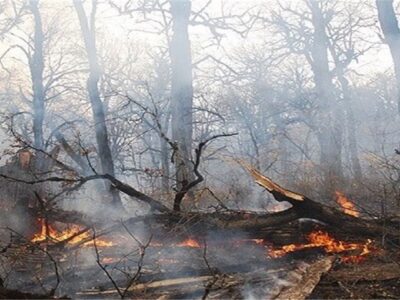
268 230 372 263
31 218 113 247
31 218 58 243
148 238 201 248
177 238 201 248
335 191 359 217
90 239 114 247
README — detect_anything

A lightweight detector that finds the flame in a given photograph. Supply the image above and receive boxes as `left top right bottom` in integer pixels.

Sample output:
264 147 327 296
335 191 359 217
177 238 201 248
148 237 202 248
89 239 114 247
268 230 372 263
31 218 113 247
31 218 58 243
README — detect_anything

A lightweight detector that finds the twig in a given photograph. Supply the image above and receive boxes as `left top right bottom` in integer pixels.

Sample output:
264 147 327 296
5 228 60 296
173 132 238 211
121 224 152 298
202 239 219 300
93 229 124 298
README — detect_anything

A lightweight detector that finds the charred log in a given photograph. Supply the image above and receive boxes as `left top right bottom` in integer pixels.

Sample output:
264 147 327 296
246 167 400 243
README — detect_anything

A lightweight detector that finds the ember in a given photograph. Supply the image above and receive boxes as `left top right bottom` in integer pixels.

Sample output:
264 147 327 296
268 230 372 263
176 237 201 248
335 191 359 217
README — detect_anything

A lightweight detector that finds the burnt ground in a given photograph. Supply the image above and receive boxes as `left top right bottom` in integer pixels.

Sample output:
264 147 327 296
310 252 400 299
2 245 399 299
0 221 399 299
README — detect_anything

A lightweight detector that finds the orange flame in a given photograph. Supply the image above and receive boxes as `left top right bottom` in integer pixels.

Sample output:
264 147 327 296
31 218 58 243
31 218 113 247
335 191 359 217
89 239 114 247
177 238 201 248
268 230 372 263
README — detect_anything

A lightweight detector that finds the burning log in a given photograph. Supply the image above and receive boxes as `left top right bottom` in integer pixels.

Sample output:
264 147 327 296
30 165 392 291
335 191 359 217
246 166 400 243
30 218 114 248
267 230 373 263
2 161 399 300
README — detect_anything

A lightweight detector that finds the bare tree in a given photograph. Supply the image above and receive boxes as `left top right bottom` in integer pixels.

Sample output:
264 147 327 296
74 0 123 210
268 0 375 192
310 0 371 180
308 0 344 190
108 0 255 207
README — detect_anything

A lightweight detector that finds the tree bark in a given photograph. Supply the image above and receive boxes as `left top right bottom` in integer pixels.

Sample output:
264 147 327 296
169 0 194 192
376 0 400 114
337 72 362 179
29 0 45 160
26 1 46 231
309 0 344 193
74 0 123 210
160 118 170 193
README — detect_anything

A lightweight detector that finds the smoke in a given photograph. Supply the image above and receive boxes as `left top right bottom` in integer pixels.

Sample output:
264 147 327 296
0 0 399 297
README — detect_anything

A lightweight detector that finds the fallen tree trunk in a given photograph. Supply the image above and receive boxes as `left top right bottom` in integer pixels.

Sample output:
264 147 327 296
246 167 400 243
30 166 400 249
87 166 399 245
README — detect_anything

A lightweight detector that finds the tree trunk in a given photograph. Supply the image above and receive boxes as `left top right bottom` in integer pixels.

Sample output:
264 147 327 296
74 0 123 210
60 168 400 248
245 166 400 243
376 0 400 114
29 0 45 163
337 72 362 179
309 0 343 194
169 0 194 194
27 0 46 229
